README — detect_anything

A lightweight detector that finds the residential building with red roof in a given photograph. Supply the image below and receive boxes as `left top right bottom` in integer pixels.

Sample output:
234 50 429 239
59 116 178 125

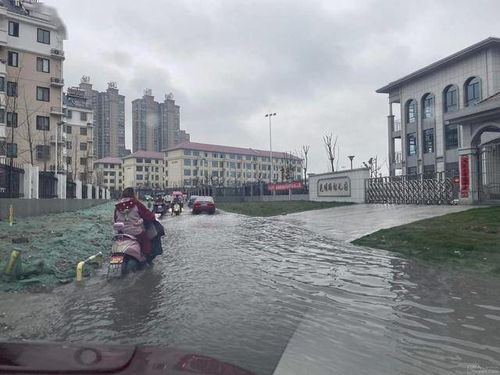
122 150 165 189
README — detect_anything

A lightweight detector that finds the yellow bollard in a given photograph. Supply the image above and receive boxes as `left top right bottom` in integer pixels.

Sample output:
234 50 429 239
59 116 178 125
3 250 21 277
75 251 103 282
8 205 13 226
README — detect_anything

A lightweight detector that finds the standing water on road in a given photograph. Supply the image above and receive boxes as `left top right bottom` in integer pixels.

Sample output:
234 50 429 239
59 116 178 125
1 211 500 375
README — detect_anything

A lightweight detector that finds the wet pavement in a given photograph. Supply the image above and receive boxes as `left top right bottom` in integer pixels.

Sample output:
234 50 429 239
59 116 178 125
1 207 500 375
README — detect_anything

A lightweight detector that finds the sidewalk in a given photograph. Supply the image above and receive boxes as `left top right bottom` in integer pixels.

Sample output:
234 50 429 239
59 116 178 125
278 203 475 242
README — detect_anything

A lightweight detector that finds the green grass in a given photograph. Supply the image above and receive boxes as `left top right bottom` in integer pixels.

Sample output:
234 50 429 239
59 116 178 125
352 206 500 275
217 200 353 217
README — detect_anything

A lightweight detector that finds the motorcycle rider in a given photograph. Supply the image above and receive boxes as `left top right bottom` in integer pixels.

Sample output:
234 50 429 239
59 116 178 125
114 187 155 254
171 195 181 215
153 194 165 214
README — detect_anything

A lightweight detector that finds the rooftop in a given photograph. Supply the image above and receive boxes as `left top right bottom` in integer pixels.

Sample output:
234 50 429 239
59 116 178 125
166 141 301 160
376 37 500 94
94 157 122 165
123 151 165 160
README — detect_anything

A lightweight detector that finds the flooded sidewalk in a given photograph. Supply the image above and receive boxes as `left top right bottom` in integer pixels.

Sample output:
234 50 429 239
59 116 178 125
278 203 476 242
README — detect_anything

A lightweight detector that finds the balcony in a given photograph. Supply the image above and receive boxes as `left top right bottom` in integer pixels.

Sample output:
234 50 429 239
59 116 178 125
50 49 65 59
50 77 64 87
50 106 64 116
393 119 401 132
49 133 67 144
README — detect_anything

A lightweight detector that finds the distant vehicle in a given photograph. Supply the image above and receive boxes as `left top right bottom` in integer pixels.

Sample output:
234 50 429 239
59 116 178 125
188 195 199 208
192 196 216 215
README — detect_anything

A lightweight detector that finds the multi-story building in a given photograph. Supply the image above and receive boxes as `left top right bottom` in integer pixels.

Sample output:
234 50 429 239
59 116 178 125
63 87 94 183
93 156 123 194
132 90 189 153
0 0 66 171
165 141 303 188
378 37 500 203
122 151 165 189
78 77 126 159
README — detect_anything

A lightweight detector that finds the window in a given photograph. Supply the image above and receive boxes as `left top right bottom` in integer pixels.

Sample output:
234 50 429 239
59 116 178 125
37 28 50 44
136 174 143 180
193 160 198 166
465 77 481 106
7 51 18 67
67 157 72 165
407 133 417 156
237 163 241 169
184 150 192 156
184 159 191 166
422 93 434 119
407 167 417 175
230 162 236 168
136 158 143 163
66 125 72 134
405 100 417 123
212 161 218 167
0 109 4 124
7 112 17 127
246 163 251 169
6 143 17 158
36 86 50 101
444 85 458 112
145 159 151 163
7 81 17 97
423 128 434 153
184 169 191 176
193 151 199 156
445 124 458 150
212 171 218 177
80 142 88 151
445 162 459 178
423 165 435 179
66 110 73 119
80 127 87 136
8 21 19 37
66 141 72 150
36 116 50 130
36 145 50 160
80 112 87 121
213 153 217 158
0 77 4 92
36 57 50 73
136 166 143 172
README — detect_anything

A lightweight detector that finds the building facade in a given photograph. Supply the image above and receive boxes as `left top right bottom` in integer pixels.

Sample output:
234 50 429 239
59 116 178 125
132 90 189 153
165 141 303 188
378 37 500 203
93 156 122 194
122 150 165 189
79 77 126 159
0 0 66 171
63 87 94 183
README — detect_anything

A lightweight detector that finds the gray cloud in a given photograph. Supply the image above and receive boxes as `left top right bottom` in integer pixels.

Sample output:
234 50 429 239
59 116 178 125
47 0 500 173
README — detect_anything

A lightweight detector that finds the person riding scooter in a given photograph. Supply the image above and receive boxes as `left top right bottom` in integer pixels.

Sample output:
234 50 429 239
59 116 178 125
152 194 166 216
171 195 182 215
114 187 156 255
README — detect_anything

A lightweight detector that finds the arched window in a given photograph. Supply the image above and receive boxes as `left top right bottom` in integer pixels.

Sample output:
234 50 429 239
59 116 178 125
444 85 458 112
405 99 417 124
422 93 434 119
465 77 481 106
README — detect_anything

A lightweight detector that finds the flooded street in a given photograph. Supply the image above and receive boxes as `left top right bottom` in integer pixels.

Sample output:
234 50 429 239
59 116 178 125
1 210 500 375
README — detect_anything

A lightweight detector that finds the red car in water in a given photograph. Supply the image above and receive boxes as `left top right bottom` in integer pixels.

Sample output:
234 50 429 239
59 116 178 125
192 196 216 215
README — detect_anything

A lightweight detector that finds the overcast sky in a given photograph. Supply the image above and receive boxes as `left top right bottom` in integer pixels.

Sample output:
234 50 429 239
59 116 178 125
45 0 500 173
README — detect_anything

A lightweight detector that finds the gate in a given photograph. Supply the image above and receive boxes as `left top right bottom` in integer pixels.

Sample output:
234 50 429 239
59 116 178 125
66 180 76 199
478 143 500 202
0 163 24 198
365 172 454 204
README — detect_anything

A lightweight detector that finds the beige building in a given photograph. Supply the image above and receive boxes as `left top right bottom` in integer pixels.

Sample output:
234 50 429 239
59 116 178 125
93 156 123 194
0 0 66 171
165 141 303 188
122 150 165 189
63 87 94 183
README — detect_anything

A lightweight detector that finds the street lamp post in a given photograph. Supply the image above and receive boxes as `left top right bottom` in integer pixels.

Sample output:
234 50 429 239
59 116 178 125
348 155 355 170
265 113 277 184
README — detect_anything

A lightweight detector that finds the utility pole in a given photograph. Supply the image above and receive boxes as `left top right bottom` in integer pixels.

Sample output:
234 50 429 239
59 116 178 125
265 112 276 184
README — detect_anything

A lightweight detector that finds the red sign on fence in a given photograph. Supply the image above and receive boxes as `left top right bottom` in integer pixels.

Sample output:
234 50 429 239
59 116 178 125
267 181 304 192
460 155 470 198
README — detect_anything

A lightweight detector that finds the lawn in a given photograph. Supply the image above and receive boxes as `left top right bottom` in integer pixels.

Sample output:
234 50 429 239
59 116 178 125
352 206 500 275
217 200 353 217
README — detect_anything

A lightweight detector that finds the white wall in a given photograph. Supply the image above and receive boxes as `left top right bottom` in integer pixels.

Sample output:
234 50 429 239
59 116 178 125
309 168 370 203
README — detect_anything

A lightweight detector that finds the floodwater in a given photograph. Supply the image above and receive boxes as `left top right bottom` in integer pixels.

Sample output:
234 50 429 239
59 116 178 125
1 210 500 375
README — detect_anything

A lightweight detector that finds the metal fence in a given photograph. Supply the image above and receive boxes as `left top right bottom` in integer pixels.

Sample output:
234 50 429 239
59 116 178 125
39 172 57 198
478 143 500 203
365 172 455 205
66 180 76 199
0 162 24 198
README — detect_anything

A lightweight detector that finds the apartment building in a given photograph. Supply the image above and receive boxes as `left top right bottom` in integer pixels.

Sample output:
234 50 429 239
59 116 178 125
132 90 189 153
78 77 126 159
122 150 165 189
165 141 303 188
0 0 66 171
93 156 123 194
378 37 500 203
63 87 94 183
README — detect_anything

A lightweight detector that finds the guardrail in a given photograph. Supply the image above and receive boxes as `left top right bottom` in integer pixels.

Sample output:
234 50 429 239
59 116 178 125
75 251 103 282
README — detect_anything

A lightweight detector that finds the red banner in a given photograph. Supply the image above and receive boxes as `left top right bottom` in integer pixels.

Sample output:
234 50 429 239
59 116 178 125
267 181 304 192
460 155 469 198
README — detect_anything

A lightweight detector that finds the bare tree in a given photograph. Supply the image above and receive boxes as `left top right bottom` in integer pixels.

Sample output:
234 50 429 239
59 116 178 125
323 134 338 172
300 145 310 182
363 157 384 178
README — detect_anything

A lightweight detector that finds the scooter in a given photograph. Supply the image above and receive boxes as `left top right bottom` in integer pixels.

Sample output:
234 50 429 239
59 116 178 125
107 222 147 277
152 202 167 218
172 203 181 216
